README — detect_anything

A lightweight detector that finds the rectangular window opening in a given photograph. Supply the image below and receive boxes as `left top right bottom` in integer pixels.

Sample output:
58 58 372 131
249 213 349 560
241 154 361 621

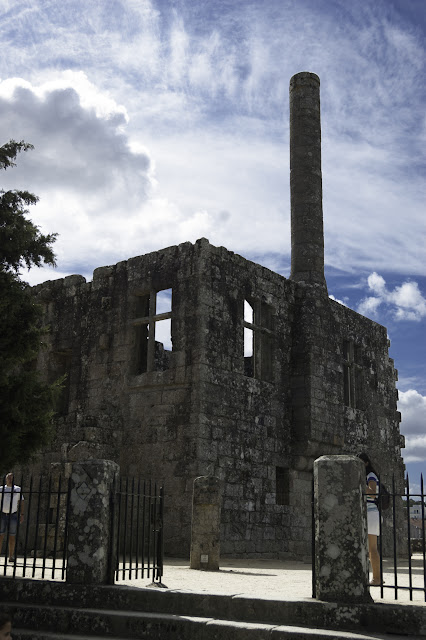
261 332 274 383
354 345 363 366
133 288 173 374
154 318 172 371
244 327 254 377
261 300 273 331
51 350 72 415
343 339 363 409
135 322 149 374
244 299 254 323
343 363 352 407
343 339 352 361
276 467 289 506
156 288 172 315
243 298 274 382
135 293 150 318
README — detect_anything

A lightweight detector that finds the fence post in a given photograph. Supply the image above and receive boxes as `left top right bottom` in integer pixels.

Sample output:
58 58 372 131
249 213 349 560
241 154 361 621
66 459 119 585
190 476 222 571
314 455 372 603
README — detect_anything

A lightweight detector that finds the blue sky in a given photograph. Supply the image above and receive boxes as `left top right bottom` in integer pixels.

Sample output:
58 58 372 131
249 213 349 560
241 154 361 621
1 0 425 483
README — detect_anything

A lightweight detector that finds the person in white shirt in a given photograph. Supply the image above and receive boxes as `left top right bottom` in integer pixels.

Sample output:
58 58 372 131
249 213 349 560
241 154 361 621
0 473 24 562
358 453 381 586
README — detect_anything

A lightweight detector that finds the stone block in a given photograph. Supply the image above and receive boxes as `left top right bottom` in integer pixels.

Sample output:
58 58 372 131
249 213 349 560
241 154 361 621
190 476 222 571
314 455 371 603
67 459 119 585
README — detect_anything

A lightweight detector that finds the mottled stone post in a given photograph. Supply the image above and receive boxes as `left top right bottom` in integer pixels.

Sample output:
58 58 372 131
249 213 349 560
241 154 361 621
314 455 371 603
190 476 221 571
67 459 119 585
290 71 328 292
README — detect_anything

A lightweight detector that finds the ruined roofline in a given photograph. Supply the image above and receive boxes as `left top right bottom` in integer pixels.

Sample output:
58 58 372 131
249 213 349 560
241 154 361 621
328 296 390 337
33 237 297 294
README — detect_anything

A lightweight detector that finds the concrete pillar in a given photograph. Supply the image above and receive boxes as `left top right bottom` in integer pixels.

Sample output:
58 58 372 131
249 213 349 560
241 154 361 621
66 459 119 585
314 455 371 603
290 71 327 292
190 476 221 571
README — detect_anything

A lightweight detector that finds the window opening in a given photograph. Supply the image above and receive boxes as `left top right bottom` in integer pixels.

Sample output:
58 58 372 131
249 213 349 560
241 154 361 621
156 288 172 315
276 467 289 506
244 327 254 377
244 300 253 323
133 288 173 373
243 298 274 382
343 339 363 409
244 300 254 377
135 321 149 375
50 350 72 415
135 293 150 318
154 318 172 371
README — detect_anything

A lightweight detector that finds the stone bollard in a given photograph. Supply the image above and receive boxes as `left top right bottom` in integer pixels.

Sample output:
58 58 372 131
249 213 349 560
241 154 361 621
314 455 371 603
66 459 119 585
190 476 222 571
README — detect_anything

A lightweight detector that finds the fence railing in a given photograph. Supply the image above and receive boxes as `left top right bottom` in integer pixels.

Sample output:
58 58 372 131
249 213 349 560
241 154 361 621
0 473 165 585
0 474 71 580
312 468 426 602
114 477 164 583
376 473 426 601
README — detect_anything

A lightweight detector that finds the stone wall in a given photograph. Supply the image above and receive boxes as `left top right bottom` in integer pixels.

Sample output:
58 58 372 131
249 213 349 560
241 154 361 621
25 237 405 559
192 239 298 557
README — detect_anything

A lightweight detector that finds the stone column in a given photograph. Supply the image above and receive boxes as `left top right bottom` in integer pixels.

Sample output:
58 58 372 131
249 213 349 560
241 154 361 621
67 459 119 585
290 71 327 292
314 455 371 603
190 476 221 571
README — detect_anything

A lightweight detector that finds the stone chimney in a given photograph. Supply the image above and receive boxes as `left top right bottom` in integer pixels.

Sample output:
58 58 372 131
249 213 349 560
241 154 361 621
289 72 327 292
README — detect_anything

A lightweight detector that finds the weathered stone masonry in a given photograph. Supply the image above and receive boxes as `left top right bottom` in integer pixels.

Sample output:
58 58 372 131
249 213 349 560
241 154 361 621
27 72 405 559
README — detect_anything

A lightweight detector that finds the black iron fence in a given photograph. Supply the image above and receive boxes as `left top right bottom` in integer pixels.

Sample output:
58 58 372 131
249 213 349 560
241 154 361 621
0 474 71 580
114 477 164 583
375 473 426 601
312 472 426 601
0 473 165 585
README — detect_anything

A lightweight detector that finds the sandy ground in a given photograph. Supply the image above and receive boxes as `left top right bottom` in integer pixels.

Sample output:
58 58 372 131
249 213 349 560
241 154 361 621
2 555 426 605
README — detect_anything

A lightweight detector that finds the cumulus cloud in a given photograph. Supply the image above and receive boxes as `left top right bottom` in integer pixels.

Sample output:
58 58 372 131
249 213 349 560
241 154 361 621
399 390 426 463
0 1 425 283
357 273 426 321
0 75 168 277
0 71 291 283
0 76 151 198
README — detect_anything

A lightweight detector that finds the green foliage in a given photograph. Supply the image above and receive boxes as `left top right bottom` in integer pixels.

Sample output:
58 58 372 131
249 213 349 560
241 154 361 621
409 499 426 507
0 140 61 469
1 140 57 273
0 140 34 170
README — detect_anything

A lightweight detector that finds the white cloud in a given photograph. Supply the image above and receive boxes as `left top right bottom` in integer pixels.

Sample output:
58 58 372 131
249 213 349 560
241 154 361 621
357 296 382 317
0 0 425 284
367 272 386 295
399 390 426 463
402 435 426 465
399 390 426 435
0 0 424 468
0 76 164 274
0 72 129 122
357 273 426 321
0 76 151 197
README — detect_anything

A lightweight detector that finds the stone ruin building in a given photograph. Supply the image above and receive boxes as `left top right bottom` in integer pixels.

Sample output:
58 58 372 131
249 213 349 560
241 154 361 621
29 72 405 559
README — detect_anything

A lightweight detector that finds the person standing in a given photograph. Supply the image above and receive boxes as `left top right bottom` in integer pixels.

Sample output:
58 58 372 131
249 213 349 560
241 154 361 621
358 453 381 586
0 473 24 563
